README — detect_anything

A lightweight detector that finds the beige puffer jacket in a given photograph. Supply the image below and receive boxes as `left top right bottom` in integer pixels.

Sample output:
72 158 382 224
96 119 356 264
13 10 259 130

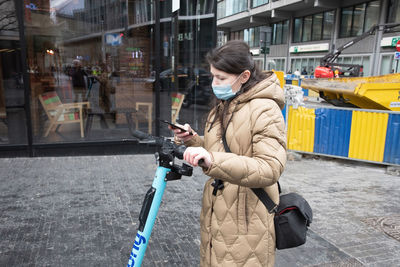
184 71 287 266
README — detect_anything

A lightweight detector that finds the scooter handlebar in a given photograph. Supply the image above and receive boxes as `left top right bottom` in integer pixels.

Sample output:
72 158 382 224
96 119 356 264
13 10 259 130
130 129 205 166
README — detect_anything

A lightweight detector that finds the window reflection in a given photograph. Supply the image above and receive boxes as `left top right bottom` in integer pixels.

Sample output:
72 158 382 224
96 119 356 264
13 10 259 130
340 1 380 38
25 0 215 143
0 0 27 145
26 0 138 142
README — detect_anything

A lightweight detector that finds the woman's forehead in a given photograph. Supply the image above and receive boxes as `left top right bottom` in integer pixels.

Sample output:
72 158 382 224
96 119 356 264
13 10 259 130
210 65 232 76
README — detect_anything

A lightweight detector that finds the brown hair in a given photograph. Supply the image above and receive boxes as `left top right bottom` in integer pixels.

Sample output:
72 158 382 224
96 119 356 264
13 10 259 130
205 40 267 133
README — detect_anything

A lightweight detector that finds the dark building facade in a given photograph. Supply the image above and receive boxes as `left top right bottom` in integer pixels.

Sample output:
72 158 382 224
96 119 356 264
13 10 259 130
0 0 217 157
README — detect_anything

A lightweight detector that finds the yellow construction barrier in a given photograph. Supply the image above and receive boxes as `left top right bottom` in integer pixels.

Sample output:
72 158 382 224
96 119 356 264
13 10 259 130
301 73 400 111
348 110 389 162
272 70 285 88
287 106 315 152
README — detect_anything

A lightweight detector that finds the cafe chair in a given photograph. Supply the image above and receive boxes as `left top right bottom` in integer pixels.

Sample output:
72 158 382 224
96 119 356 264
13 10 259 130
135 102 153 134
0 109 6 126
171 92 185 124
39 91 90 138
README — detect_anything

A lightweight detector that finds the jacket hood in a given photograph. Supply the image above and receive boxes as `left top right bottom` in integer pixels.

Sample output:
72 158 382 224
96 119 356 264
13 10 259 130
234 71 285 110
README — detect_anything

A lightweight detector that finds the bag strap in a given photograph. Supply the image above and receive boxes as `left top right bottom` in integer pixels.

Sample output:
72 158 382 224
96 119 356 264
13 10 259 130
222 134 278 214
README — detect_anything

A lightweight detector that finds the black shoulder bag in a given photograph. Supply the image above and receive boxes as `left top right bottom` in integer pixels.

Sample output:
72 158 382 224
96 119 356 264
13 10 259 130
221 135 313 250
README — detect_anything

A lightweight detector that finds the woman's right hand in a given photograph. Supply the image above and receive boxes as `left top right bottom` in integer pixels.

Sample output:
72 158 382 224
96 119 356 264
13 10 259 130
169 123 196 143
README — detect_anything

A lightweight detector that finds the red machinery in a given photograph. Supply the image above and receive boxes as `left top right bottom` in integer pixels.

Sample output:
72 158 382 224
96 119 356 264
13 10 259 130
315 23 400 78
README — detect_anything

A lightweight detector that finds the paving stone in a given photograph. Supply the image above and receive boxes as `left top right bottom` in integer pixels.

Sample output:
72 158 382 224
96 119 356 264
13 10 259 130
0 155 399 266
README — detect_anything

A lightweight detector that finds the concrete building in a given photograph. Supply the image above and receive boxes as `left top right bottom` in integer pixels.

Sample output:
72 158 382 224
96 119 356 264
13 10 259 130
217 0 400 76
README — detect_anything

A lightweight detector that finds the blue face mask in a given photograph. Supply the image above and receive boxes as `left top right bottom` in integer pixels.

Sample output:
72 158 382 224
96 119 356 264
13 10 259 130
212 74 242 101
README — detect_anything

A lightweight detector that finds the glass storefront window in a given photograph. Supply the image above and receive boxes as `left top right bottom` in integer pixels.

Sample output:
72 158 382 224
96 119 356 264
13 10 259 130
23 0 215 144
267 58 285 72
25 1 155 143
362 56 370 76
336 55 371 76
380 55 393 74
380 54 400 75
0 1 27 145
290 58 321 75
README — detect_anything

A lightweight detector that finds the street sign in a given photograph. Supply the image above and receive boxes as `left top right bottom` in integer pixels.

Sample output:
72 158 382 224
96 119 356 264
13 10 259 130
395 52 400 60
105 33 122 46
397 40 400 52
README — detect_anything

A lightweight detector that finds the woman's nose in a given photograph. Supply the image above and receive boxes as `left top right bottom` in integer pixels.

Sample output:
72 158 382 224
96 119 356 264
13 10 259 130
212 78 219 86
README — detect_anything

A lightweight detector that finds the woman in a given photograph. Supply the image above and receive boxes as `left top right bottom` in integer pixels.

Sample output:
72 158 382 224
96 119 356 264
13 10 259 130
172 40 287 266
98 63 115 113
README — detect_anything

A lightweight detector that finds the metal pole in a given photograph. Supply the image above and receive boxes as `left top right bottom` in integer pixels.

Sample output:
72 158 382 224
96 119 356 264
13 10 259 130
155 0 161 136
14 0 33 155
264 40 267 70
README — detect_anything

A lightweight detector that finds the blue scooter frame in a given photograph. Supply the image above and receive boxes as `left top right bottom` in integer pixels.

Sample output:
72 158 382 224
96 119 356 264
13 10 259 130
127 130 194 267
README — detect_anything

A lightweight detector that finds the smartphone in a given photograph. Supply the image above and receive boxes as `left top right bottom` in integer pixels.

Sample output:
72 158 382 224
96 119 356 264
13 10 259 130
160 120 193 135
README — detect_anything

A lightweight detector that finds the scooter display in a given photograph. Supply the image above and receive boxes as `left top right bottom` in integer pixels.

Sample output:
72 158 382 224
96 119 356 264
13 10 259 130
126 130 199 267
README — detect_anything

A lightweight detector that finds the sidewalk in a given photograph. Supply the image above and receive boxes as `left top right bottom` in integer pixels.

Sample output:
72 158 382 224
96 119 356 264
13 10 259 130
0 154 399 266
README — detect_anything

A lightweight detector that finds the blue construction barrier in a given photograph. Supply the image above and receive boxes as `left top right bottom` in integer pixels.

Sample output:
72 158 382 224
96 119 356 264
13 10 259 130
383 114 400 165
314 108 352 157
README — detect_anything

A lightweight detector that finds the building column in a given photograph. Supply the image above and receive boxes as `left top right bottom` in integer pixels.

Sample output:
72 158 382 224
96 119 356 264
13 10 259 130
371 0 390 76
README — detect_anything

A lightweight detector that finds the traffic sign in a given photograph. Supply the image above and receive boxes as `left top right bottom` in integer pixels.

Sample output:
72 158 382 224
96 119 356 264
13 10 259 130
395 52 400 60
396 40 400 52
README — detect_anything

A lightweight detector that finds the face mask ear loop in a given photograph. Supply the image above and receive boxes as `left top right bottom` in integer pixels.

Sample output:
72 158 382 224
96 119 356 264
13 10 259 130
231 73 243 91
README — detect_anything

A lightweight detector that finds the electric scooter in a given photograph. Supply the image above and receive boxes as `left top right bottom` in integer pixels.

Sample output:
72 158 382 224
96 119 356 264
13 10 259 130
126 130 199 267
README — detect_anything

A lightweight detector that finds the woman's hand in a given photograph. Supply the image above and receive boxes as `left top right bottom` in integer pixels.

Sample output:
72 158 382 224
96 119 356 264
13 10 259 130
184 147 212 168
169 123 195 143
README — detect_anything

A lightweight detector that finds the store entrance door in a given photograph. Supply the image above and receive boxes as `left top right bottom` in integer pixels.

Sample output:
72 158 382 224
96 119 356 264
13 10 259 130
0 39 27 144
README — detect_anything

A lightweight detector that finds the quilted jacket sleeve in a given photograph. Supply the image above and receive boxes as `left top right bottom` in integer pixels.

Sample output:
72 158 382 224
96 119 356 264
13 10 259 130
204 101 286 188
183 134 204 148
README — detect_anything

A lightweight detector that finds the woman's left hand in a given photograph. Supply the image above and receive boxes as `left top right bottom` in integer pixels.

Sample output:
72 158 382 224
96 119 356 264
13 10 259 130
184 147 212 168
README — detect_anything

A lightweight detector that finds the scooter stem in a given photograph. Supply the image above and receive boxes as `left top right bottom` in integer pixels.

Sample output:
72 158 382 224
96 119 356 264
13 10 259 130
127 166 169 267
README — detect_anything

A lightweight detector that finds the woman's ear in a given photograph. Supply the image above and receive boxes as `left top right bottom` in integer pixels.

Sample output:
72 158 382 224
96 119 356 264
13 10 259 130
241 70 251 84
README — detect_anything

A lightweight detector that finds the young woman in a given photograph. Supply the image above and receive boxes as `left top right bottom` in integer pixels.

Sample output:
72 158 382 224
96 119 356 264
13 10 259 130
171 40 287 266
